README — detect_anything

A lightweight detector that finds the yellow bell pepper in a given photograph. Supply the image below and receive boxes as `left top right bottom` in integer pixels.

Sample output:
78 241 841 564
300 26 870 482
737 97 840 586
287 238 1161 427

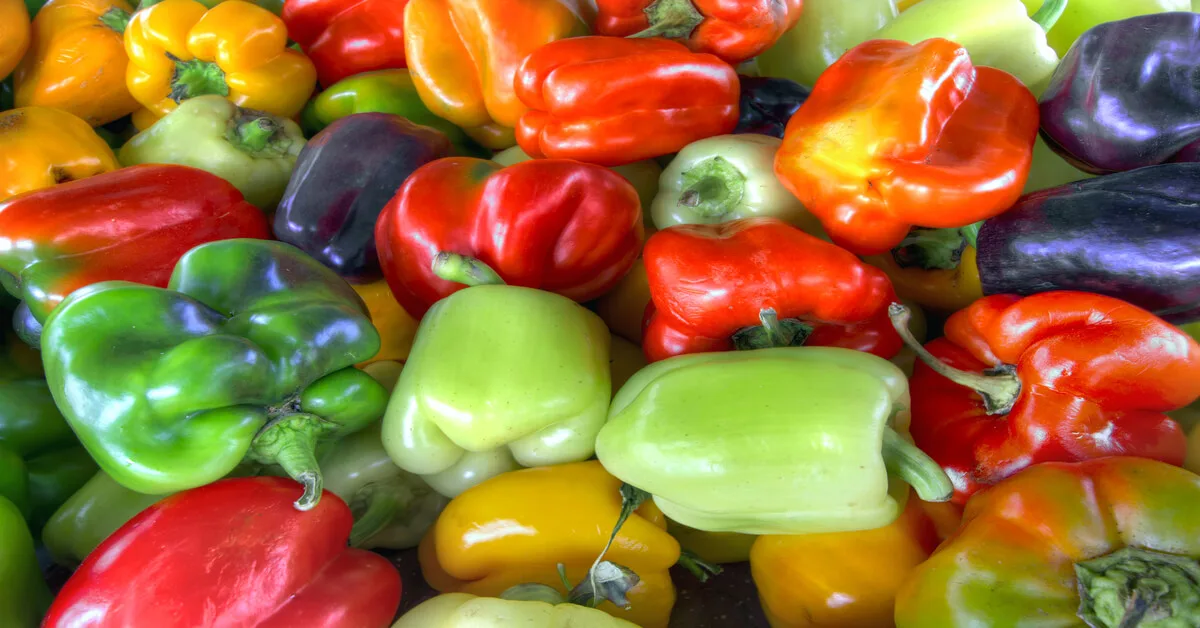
395 592 641 627
124 0 316 123
0 107 119 201
418 460 680 628
608 335 647 398
0 0 29 81
666 520 756 565
593 259 652 347
352 279 418 366
13 0 140 126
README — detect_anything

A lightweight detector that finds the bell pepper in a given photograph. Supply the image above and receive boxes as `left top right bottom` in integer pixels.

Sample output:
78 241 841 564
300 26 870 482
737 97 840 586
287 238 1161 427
751 494 941 628
0 106 120 201
45 476 403 628
755 0 896 88
514 36 741 167
896 457 1200 627
0 495 51 628
492 145 663 219
975 162 1200 324
864 227 984 316
352 280 419 366
641 217 903 363
118 95 305 210
403 0 590 150
1021 134 1095 195
275 112 452 282
381 255 611 497
593 0 802 64
395 592 641 627
595 346 954 535
418 460 680 628
609 335 647 398
1021 0 1189 57
123 0 317 122
281 0 408 88
13 0 140 126
891 291 1200 505
593 258 652 346
1039 12 1200 174
0 0 29 81
376 157 644 319
1186 420 1200 475
667 521 755 565
40 238 388 509
42 470 168 569
734 75 810 139
651 135 824 237
774 38 1040 256
0 164 271 336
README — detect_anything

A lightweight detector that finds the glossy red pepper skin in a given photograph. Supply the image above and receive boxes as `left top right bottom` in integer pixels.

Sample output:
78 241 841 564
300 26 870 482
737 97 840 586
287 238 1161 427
282 0 409 87
44 476 402 628
514 36 740 167
912 291 1200 505
376 157 644 318
641 217 903 362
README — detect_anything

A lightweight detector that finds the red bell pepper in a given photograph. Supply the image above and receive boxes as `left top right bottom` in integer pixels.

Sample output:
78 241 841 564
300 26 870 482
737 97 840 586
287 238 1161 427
44 476 402 628
514 36 740 167
595 0 803 64
282 0 409 87
376 156 644 318
889 291 1200 505
774 38 1039 256
641 217 903 363
0 164 271 331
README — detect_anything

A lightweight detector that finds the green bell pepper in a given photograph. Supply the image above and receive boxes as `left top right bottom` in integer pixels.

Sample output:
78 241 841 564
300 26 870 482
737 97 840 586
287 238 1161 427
756 0 898 88
382 254 611 498
118 96 305 210
40 238 387 510
41 470 168 569
0 496 51 627
1019 0 1190 56
595 346 953 536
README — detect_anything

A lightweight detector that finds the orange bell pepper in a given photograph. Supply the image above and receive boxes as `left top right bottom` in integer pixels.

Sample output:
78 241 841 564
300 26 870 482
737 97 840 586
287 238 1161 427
402 0 591 150
13 0 140 126
352 279 418 366
124 0 317 122
0 0 30 81
0 107 119 201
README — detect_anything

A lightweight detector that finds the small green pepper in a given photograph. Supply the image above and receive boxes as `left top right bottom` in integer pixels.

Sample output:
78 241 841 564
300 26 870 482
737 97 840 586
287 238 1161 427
756 0 898 87
0 496 50 627
118 95 305 210
41 470 168 569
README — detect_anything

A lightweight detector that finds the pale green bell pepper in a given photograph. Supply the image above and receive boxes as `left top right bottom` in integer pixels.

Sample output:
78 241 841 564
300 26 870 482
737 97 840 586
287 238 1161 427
756 0 898 88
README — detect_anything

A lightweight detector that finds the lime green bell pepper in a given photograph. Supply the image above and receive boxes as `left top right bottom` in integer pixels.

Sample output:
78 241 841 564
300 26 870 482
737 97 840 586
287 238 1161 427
1019 0 1190 56
41 470 168 569
595 346 953 536
756 0 898 88
0 495 50 627
382 254 611 498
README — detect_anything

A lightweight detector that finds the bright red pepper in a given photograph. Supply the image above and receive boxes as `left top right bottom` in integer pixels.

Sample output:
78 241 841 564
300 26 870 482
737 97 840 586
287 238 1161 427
282 0 409 88
376 157 644 318
641 217 903 363
774 38 1039 256
44 476 402 628
891 291 1200 505
514 36 740 167
595 0 803 64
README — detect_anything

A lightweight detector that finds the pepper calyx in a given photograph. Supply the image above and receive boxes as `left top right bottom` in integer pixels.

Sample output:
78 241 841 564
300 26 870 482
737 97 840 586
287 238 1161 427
732 308 813 351
226 108 295 157
168 54 230 104
676 156 748 220
891 227 970 271
1075 547 1200 628
247 412 336 511
629 0 705 41
677 550 723 583
431 252 506 287
1030 0 1068 33
882 426 953 503
346 479 422 548
99 7 132 34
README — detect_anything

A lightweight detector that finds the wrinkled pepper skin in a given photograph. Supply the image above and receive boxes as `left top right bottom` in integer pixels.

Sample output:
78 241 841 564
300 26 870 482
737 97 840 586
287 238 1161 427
642 218 903 362
118 95 306 210
896 458 1200 627
418 461 680 628
282 0 409 88
734 75 810 139
352 281 418 365
1022 0 1189 56
403 0 591 149
594 0 802 64
0 0 30 81
0 106 119 201
275 113 452 282
515 37 741 167
976 163 1200 324
0 164 271 330
0 495 51 628
40 239 388 506
911 291 1200 504
45 477 402 628
13 0 140 127
395 593 641 627
376 157 644 319
42 470 168 569
124 0 317 122
1039 13 1200 174
755 0 896 88
751 495 940 628
774 38 1040 256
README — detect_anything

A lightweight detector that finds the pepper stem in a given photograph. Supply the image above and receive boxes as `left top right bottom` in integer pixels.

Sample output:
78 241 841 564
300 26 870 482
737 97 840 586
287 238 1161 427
431 252 506 287
677 550 723 583
960 221 983 251
247 412 335 511
731 308 814 351
676 156 747 220
1030 0 1068 32
887 303 1022 415
99 7 131 34
882 427 953 503
891 228 970 271
347 487 404 548
168 55 230 104
628 0 705 40
226 109 288 156
1074 547 1200 628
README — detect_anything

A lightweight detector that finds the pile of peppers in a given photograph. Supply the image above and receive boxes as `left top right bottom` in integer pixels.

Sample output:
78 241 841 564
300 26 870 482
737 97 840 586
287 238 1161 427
2 0 1200 626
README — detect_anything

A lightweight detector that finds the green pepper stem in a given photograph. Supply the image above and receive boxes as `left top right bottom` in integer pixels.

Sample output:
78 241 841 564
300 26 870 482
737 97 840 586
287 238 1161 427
677 550 723 584
1074 547 1200 628
882 427 953 503
628 0 705 40
227 111 286 155
247 413 332 511
99 7 132 34
168 56 230 104
731 308 814 351
1030 0 1068 33
347 488 404 548
891 228 969 271
431 252 506 287
676 156 747 220
888 303 1022 415
960 221 983 251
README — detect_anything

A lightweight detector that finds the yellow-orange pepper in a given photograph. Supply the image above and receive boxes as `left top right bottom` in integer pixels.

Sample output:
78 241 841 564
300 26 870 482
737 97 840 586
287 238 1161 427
419 460 680 628
13 0 140 126
750 494 941 628
864 246 983 316
608 335 647 397
0 0 30 81
0 107 119 201
593 259 652 347
403 0 591 149
352 279 418 366
124 0 316 123
667 520 756 565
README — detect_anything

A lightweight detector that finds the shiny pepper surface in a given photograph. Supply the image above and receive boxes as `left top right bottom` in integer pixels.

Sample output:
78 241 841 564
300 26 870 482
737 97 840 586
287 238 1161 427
281 0 409 87
0 0 30 81
0 106 119 201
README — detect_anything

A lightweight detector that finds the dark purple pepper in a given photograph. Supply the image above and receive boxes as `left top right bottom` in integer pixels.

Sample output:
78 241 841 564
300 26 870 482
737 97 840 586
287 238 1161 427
733 75 810 139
